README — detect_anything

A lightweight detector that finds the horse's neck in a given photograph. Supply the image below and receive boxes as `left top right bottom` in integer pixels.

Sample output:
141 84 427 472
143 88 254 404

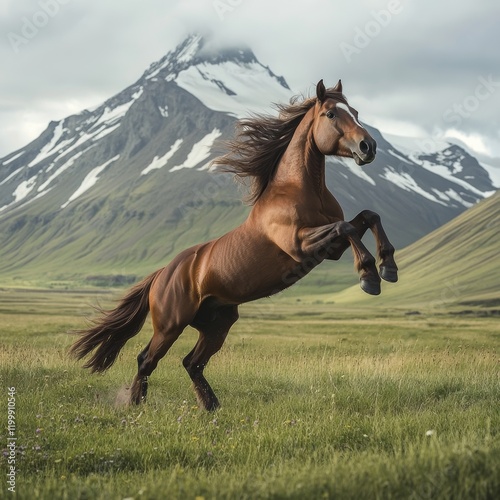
273 109 326 197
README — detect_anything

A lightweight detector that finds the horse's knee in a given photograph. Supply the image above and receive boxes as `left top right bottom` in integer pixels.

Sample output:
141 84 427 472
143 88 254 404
336 220 357 238
360 209 381 226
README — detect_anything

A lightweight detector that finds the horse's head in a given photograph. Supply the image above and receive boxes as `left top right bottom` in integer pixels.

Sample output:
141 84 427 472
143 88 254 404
312 79 376 165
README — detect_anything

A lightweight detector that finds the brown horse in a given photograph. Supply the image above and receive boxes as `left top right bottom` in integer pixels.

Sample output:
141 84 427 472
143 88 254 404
70 80 398 410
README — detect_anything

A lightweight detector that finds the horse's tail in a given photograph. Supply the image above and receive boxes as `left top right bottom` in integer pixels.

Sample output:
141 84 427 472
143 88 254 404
69 269 162 373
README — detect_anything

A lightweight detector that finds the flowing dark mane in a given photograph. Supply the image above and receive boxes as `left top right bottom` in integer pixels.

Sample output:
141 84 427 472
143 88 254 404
212 91 347 204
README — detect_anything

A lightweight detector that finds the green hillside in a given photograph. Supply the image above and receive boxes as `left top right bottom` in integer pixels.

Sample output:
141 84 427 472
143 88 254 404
330 191 500 309
0 163 361 293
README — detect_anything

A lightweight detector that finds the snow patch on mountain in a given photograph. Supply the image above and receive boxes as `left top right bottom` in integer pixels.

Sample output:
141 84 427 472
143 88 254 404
38 150 86 192
479 163 500 188
49 127 103 164
381 168 447 205
2 150 25 166
0 166 24 186
426 187 474 207
90 92 141 131
419 160 495 198
443 188 474 207
0 174 38 213
169 129 221 172
177 34 203 63
336 158 376 186
175 61 292 118
141 139 184 175
28 121 67 168
61 155 120 209
158 105 169 118
387 148 413 165
92 123 121 141
13 175 38 202
0 182 51 213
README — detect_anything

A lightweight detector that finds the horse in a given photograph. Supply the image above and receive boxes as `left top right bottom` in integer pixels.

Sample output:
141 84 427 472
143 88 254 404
70 79 398 411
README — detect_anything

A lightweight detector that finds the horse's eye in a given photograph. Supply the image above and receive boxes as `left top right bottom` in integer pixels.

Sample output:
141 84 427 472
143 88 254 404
326 111 336 119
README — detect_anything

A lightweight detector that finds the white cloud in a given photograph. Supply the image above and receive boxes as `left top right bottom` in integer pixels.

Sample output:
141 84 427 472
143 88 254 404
444 129 493 156
0 0 498 158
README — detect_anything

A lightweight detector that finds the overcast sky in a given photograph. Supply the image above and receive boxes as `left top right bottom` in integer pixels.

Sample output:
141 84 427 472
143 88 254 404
1 0 499 158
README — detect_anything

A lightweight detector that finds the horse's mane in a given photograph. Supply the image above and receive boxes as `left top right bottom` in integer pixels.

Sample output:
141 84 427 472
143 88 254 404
211 90 346 204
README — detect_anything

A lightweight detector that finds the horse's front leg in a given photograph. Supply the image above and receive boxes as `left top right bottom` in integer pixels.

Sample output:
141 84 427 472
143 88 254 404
323 211 398 284
298 221 381 295
349 210 398 283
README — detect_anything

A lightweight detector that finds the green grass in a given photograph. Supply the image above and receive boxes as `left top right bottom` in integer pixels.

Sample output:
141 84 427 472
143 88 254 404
1 289 499 499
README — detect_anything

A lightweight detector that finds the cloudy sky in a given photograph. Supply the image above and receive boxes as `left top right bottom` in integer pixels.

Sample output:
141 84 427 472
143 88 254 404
1 0 499 159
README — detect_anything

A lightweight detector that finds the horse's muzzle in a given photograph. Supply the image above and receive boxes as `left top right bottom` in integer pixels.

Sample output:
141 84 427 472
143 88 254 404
352 138 377 165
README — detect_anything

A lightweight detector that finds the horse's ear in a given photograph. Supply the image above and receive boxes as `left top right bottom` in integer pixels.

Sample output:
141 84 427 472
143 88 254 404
332 79 343 93
316 79 327 103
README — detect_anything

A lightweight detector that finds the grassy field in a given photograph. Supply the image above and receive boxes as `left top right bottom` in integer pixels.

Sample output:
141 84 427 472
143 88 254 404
1 288 499 499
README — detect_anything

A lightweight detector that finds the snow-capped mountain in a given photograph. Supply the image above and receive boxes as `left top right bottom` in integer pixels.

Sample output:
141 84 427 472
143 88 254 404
143 34 292 117
0 34 497 283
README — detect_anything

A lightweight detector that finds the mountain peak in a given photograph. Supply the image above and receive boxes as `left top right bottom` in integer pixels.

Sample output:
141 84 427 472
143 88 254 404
176 33 256 65
143 32 290 91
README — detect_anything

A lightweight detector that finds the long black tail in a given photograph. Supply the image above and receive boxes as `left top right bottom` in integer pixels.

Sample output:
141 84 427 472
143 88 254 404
69 269 162 373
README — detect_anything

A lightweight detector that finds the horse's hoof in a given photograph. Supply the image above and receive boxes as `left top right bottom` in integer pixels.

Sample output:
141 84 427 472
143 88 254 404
360 278 381 296
380 266 398 283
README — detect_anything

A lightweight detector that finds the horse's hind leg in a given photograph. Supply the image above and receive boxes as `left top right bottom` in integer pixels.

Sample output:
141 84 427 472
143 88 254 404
133 340 151 402
184 305 239 411
129 324 185 405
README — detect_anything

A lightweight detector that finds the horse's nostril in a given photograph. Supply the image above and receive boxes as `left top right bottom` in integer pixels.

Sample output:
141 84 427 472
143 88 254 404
360 140 370 154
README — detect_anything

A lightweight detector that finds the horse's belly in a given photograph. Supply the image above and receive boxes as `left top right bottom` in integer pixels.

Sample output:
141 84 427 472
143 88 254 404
199 234 307 304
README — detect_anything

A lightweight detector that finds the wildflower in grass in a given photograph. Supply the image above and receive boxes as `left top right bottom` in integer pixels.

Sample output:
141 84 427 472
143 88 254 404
426 429 436 436
36 428 42 434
